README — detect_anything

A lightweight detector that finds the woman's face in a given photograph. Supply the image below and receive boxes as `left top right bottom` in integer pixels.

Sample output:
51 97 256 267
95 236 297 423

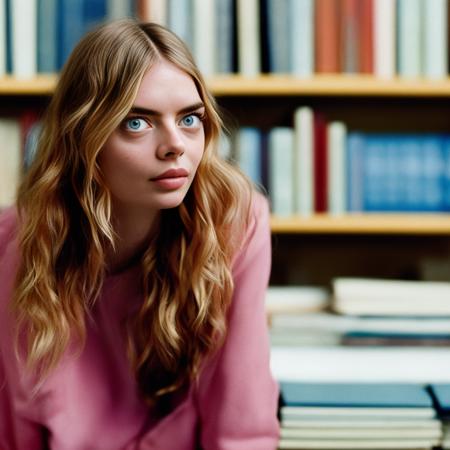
99 59 205 217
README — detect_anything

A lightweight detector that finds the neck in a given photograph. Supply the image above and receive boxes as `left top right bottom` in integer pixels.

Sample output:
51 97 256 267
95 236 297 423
107 205 160 274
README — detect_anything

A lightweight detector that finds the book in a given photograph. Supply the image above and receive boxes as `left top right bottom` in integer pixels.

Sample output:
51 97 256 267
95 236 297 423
37 0 58 73
268 127 294 216
235 127 262 187
236 0 261 76
358 0 374 73
290 0 314 77
315 0 340 73
167 0 193 50
214 0 234 74
374 0 395 79
278 438 439 449
265 286 330 316
340 0 359 73
397 0 422 78
293 107 314 216
10 0 37 77
333 277 450 316
266 0 290 73
192 0 215 76
327 121 347 215
313 112 328 212
280 382 434 409
423 0 448 79
0 118 21 208
271 346 450 383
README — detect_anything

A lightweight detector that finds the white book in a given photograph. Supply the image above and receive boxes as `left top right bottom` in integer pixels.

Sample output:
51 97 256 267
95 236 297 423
271 311 450 335
423 0 448 79
236 0 261 76
333 277 450 316
192 0 215 76
327 121 347 215
290 0 314 77
0 0 5 76
266 286 330 315
293 107 314 216
271 346 450 383
282 418 442 429
268 127 294 216
374 0 396 79
0 118 21 208
397 0 422 78
280 426 441 439
278 438 439 449
11 0 37 77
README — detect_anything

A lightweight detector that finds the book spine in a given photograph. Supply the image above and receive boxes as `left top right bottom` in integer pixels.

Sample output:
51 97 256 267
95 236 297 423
269 127 295 216
290 0 314 77
0 0 6 75
192 0 215 76
423 0 448 79
397 0 422 78
37 0 58 73
236 0 261 76
293 107 314 216
327 121 347 214
374 0 396 78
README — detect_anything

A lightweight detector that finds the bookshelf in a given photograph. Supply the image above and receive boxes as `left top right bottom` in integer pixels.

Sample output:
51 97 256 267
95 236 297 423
2 74 450 287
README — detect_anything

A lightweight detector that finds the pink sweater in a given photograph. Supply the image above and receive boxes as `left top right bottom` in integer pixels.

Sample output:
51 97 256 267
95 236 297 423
0 195 279 449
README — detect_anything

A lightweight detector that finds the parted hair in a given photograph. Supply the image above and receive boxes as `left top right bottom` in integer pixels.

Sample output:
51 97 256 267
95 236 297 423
13 19 252 409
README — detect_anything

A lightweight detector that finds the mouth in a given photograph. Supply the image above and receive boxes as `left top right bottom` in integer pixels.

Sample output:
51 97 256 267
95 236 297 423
150 168 189 181
149 168 189 190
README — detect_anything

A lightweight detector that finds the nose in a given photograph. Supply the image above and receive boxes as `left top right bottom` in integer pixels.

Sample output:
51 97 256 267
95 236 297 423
156 124 185 160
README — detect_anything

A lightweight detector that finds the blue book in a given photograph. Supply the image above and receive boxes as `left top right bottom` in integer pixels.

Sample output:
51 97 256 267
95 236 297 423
38 0 58 73
280 382 433 409
58 0 106 70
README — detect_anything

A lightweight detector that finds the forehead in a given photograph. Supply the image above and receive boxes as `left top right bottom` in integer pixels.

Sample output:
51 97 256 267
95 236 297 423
134 60 202 109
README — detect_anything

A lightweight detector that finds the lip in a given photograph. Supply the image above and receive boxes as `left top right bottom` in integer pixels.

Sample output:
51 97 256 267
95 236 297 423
150 168 189 181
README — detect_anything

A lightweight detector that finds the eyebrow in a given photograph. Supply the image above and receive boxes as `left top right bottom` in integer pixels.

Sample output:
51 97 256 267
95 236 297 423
129 102 205 117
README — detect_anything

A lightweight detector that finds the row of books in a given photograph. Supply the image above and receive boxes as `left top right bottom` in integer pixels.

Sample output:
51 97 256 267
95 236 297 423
1 0 448 79
278 381 450 449
227 113 450 215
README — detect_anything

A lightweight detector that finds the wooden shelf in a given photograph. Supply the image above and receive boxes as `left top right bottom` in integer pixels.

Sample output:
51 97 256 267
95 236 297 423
0 74 57 95
3 74 450 97
270 214 450 235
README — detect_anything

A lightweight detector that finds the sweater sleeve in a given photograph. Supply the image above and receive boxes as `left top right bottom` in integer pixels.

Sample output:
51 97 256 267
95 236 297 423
196 193 280 450
0 208 45 449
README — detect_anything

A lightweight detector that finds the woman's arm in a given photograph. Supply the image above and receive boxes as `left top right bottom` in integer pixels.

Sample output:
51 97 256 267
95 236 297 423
0 355 46 450
195 193 280 450
0 208 45 449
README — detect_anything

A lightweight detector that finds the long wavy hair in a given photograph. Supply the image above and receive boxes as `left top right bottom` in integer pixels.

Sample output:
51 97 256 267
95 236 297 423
13 19 252 409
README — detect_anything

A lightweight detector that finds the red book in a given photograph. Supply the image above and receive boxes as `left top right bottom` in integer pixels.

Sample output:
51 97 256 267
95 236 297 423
340 0 360 73
358 0 374 73
313 112 328 213
315 0 341 73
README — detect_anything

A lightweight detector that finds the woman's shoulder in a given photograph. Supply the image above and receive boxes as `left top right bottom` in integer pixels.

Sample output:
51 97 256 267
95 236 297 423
231 191 270 272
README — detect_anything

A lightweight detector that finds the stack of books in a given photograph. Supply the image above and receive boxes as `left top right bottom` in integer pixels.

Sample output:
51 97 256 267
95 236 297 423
279 382 442 449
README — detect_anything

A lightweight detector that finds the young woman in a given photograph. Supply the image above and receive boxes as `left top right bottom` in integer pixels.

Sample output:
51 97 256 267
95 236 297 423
0 19 279 449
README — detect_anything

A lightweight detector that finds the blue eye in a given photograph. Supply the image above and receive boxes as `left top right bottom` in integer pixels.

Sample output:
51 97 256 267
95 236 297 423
124 118 148 132
181 114 200 127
